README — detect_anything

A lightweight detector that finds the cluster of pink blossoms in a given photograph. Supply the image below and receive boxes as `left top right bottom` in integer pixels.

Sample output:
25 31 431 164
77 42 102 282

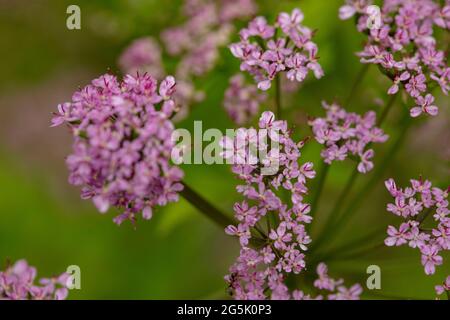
0 260 69 300
384 178 449 290
222 111 363 300
51 73 183 225
161 0 257 78
340 0 450 117
223 74 267 125
229 8 324 91
309 102 389 173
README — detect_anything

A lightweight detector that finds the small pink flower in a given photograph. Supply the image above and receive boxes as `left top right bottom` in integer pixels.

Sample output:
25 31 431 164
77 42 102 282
388 71 410 95
385 178 403 198
328 284 363 300
408 227 430 248
385 223 411 246
420 245 443 275
435 276 450 296
405 74 427 98
357 149 374 173
410 94 438 117
269 223 292 250
225 224 251 247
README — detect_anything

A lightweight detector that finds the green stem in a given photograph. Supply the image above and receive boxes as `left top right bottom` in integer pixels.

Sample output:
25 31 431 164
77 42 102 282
315 228 386 262
325 242 385 262
345 64 370 107
330 114 410 235
275 73 281 119
366 291 419 300
417 207 433 224
180 182 235 228
329 166 359 223
310 166 359 252
309 162 330 221
376 93 398 126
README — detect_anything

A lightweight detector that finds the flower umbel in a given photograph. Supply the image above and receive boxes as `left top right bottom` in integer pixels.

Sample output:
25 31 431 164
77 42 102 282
230 8 323 91
340 0 450 117
224 111 314 299
223 112 362 300
309 101 388 173
384 178 449 279
52 73 184 225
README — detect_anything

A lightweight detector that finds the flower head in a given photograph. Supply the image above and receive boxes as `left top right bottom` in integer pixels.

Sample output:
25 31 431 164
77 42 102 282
384 177 449 275
310 101 388 173
230 8 323 91
224 112 362 300
52 73 183 225
340 0 449 117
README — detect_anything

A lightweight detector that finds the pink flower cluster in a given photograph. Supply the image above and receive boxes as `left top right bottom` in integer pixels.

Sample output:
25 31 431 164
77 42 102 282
309 102 389 173
223 74 267 125
0 259 69 300
230 8 324 91
51 73 183 225
340 0 450 117
223 111 315 299
384 178 449 277
223 111 357 299
162 0 257 78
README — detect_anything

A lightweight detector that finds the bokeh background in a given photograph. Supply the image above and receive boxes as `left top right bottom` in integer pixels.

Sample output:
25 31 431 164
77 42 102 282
0 0 448 299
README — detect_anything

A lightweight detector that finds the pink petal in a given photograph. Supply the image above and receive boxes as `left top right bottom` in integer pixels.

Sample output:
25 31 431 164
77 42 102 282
425 105 438 116
339 5 356 20
410 107 422 117
257 80 272 91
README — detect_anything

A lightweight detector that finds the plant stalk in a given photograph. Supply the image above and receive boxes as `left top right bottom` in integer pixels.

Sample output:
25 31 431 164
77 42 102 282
180 182 235 228
309 162 330 221
275 73 282 119
345 64 370 107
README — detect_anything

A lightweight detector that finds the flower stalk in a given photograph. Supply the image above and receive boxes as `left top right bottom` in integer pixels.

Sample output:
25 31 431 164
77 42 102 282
345 64 370 106
308 162 329 221
180 182 235 229
274 73 282 119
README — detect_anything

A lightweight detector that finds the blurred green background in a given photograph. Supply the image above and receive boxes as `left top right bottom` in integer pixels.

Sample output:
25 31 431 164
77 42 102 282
0 0 448 299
